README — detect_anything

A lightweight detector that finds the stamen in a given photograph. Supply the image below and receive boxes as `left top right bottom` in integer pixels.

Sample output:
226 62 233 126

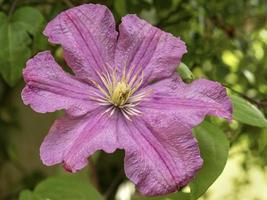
128 107 142 114
110 107 116 116
90 80 110 98
126 64 135 82
103 106 114 114
122 107 141 116
91 64 152 120
128 66 143 88
121 109 131 121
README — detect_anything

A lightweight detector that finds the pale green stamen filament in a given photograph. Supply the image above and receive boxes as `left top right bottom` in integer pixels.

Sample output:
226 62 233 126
90 65 151 120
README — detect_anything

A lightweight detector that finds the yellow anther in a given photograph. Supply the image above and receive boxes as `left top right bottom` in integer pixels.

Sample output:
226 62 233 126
111 81 131 106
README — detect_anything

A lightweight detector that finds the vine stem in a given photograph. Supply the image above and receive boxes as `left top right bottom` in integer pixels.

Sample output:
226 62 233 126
8 0 19 17
223 83 267 108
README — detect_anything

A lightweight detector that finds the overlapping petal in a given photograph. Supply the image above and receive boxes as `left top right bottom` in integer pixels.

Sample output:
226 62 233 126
115 15 187 84
43 4 118 80
22 51 99 116
42 110 203 196
141 74 232 127
40 111 121 172
120 118 202 196
122 75 231 195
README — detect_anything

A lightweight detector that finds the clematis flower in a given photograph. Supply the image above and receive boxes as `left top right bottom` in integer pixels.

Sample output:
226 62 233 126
21 4 232 196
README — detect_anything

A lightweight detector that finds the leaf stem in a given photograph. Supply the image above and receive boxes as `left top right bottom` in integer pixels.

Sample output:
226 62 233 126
8 0 19 17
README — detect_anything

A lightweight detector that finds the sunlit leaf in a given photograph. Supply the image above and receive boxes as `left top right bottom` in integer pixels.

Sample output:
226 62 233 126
231 94 267 127
189 121 229 199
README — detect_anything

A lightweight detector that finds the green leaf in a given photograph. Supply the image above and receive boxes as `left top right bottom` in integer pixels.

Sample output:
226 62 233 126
114 0 127 17
0 7 44 86
19 190 39 200
0 12 6 23
19 176 103 200
230 94 267 127
0 22 31 86
154 0 173 10
12 7 45 36
133 191 190 200
32 33 49 53
177 62 195 81
189 121 229 199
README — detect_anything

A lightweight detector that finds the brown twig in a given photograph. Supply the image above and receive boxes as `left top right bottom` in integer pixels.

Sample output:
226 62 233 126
224 83 267 108
210 16 235 38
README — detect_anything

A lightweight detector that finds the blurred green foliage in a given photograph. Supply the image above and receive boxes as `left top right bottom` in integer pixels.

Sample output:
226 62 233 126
19 175 103 200
0 0 266 200
0 6 44 86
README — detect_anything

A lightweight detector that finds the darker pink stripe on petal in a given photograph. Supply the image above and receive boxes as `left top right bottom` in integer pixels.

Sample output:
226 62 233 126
22 51 99 116
115 15 187 85
120 117 202 196
141 74 232 127
40 111 121 172
43 4 118 80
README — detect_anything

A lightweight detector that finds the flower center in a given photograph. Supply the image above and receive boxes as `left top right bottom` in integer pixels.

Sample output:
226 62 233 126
90 65 152 120
111 81 131 107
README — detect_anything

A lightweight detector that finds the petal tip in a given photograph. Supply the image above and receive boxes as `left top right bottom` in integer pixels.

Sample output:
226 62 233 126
63 162 77 173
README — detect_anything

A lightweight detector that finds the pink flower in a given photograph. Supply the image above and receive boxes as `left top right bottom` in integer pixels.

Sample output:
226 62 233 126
21 4 232 196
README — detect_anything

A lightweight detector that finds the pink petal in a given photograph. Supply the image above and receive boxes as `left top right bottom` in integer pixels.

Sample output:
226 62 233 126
43 4 118 80
141 74 232 127
115 15 187 84
40 108 202 196
120 118 202 196
40 111 120 172
122 75 231 195
22 51 99 116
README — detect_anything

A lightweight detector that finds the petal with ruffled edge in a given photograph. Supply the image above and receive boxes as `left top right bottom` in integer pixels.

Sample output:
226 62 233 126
43 4 118 80
41 109 202 196
22 51 99 116
118 117 202 196
115 15 187 84
120 75 232 196
40 110 121 172
141 74 232 127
